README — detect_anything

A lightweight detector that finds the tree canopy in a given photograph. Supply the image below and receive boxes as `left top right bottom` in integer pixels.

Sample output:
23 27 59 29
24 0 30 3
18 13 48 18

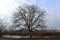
13 4 46 30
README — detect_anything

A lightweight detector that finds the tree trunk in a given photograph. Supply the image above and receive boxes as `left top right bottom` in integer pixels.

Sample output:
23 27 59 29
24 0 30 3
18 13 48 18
29 28 32 40
0 30 2 37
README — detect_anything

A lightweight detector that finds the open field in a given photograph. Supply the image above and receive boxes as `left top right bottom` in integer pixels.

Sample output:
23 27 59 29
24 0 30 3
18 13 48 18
0 37 60 40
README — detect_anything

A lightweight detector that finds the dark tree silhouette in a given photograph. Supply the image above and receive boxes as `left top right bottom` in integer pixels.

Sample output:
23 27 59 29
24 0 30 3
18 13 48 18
0 19 6 30
13 4 46 39
0 18 6 37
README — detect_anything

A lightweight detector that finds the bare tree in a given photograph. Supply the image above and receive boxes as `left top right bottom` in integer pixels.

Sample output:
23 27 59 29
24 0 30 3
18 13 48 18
0 17 6 37
13 4 46 39
0 19 5 30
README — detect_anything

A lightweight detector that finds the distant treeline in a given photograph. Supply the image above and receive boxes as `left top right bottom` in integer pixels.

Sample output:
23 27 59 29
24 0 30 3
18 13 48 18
0 30 60 36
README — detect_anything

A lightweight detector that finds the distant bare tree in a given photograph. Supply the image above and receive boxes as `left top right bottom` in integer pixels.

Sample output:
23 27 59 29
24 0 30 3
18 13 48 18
0 17 6 37
0 19 5 30
13 4 46 39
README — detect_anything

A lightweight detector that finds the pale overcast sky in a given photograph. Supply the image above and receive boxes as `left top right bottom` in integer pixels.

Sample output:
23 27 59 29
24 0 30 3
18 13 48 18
0 0 60 30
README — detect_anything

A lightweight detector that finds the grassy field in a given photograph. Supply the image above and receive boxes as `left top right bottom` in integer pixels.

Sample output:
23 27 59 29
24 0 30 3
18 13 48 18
0 37 60 40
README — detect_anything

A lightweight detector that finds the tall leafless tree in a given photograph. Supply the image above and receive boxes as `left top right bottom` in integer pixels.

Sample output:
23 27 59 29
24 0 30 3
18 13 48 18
13 4 46 39
0 18 6 30
0 17 6 37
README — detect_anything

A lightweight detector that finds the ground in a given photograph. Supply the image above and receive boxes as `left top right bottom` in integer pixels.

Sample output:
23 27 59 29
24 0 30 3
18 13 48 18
0 37 60 40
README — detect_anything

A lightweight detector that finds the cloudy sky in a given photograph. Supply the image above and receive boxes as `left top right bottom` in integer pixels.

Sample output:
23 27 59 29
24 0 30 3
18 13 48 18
0 0 60 30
